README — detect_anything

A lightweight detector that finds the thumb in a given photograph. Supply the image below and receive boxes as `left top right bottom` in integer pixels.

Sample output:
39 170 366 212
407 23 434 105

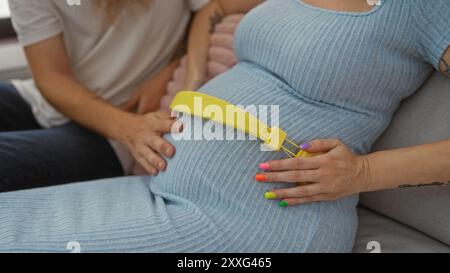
154 110 175 120
300 138 342 153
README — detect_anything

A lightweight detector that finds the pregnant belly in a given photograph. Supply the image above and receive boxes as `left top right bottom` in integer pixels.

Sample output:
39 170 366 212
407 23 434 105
148 63 368 251
152 63 381 205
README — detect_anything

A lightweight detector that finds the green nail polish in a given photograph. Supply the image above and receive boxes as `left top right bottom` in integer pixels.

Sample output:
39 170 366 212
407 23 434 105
264 192 277 200
279 201 289 207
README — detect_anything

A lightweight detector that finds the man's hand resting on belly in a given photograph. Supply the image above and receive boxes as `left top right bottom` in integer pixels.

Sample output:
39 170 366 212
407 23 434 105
116 111 179 176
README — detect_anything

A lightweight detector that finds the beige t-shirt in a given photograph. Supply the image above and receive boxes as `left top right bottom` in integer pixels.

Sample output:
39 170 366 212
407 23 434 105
8 0 208 127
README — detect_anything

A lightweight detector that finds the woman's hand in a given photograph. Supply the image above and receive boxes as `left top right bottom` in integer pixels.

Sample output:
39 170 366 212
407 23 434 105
256 139 371 206
116 111 179 175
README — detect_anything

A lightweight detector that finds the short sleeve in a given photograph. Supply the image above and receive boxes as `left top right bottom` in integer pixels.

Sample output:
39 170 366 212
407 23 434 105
8 0 62 47
188 0 210 11
412 0 450 70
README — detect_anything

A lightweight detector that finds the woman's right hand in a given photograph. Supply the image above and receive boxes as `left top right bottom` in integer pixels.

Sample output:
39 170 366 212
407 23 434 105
117 111 178 175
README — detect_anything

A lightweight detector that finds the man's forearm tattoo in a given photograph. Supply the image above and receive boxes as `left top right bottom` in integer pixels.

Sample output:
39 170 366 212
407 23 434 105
399 181 450 188
209 11 224 34
441 58 450 77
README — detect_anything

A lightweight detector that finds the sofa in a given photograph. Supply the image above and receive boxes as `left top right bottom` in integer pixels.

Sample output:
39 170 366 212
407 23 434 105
1 36 449 253
353 71 450 253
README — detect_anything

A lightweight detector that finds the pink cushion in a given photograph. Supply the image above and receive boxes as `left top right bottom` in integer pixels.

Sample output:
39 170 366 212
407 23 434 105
158 14 244 113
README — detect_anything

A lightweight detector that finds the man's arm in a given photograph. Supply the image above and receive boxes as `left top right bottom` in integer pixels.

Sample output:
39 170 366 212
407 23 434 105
25 35 133 140
24 35 176 174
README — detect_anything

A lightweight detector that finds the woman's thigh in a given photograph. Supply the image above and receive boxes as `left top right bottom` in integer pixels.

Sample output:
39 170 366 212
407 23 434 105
0 81 41 132
0 176 226 253
0 122 124 192
0 174 358 253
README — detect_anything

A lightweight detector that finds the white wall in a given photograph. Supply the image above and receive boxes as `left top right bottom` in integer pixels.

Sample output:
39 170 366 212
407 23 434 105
0 0 10 19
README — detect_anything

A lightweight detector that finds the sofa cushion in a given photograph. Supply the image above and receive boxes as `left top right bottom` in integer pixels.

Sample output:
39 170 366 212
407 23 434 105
354 207 450 253
359 72 450 246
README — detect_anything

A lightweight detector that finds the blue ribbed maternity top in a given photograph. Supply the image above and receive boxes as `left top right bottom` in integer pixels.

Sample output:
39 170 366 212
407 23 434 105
1 0 450 253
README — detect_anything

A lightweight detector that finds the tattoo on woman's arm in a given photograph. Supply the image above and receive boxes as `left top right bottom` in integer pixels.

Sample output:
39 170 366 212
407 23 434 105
399 181 450 188
209 11 224 34
441 58 450 77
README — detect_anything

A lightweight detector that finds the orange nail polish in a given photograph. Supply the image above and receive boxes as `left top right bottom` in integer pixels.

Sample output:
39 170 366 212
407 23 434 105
255 174 267 182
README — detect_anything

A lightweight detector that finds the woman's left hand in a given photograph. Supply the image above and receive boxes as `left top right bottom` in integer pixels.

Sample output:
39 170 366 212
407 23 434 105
256 139 371 206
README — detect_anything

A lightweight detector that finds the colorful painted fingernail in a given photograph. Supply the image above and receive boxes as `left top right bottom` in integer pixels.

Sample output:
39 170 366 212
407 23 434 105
255 174 267 182
264 192 277 200
300 142 311 150
259 163 271 170
279 200 289 207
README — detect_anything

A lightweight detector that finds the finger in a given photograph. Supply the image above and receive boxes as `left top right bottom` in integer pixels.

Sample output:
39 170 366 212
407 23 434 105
131 162 148 176
260 157 321 172
140 146 167 171
147 135 176 158
256 170 320 183
151 112 176 130
154 111 173 120
267 184 325 200
281 194 331 206
154 119 176 133
300 138 343 153
133 153 159 176
208 47 237 67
